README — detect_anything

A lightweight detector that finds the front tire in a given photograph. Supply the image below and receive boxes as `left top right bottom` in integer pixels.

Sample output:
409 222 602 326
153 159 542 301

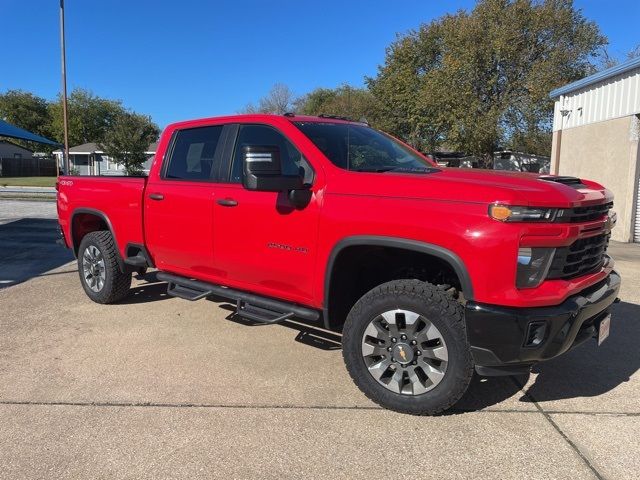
77 231 131 304
342 279 473 415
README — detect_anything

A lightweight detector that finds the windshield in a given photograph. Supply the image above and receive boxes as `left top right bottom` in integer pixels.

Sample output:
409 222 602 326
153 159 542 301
293 122 437 173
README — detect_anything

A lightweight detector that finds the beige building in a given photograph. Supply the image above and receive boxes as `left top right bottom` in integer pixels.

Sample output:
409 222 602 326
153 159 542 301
550 57 640 243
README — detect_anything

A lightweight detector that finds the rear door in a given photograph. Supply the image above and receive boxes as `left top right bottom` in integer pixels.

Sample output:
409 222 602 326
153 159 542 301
211 123 321 304
144 124 232 280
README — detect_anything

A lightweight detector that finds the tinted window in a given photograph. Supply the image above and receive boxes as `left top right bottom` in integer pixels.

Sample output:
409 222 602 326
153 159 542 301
293 122 435 173
165 126 223 181
230 124 312 183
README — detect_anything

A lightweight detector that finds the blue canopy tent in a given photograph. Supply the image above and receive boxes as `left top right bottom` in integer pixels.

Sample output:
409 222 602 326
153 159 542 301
0 119 61 176
0 119 60 146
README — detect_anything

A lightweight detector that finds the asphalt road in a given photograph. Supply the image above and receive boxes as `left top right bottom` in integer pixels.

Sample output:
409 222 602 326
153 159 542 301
0 200 638 479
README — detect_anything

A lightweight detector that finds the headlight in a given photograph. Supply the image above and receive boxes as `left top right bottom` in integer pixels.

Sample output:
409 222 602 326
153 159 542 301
489 204 557 222
516 247 555 288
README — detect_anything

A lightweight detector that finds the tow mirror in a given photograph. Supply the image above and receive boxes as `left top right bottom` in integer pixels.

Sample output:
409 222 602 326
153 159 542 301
242 145 304 192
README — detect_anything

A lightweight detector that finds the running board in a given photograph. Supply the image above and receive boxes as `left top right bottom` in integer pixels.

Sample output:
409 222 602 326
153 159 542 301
166 283 213 301
156 272 320 323
236 300 295 324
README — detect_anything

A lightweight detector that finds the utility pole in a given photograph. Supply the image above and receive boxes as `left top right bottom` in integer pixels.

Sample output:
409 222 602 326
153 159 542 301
59 0 70 175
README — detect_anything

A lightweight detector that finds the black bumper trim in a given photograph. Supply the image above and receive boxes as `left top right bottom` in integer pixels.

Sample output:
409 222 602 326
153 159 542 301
465 271 621 368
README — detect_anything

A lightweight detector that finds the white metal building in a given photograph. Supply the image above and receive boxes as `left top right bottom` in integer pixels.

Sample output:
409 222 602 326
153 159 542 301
550 57 640 242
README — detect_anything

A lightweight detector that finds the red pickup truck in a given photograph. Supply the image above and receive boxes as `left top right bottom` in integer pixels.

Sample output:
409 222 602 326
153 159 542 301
57 114 620 414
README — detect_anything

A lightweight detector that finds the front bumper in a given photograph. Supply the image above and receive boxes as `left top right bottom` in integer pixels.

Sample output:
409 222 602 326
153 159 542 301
465 271 621 375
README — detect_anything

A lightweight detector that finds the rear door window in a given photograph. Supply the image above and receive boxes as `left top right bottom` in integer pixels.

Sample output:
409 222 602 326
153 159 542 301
164 126 224 181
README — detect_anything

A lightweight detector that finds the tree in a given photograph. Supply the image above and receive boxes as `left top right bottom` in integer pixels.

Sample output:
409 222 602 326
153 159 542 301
100 112 159 175
49 88 124 147
368 0 606 163
1 87 160 165
597 43 640 70
627 44 640 61
295 84 378 122
0 90 54 150
596 46 619 70
242 83 296 114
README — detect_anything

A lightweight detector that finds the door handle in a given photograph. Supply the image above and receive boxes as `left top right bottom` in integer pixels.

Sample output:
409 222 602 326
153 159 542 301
217 198 238 207
149 193 164 201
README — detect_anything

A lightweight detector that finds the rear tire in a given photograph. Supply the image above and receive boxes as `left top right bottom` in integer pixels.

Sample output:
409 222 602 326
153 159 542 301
77 231 131 304
342 279 473 415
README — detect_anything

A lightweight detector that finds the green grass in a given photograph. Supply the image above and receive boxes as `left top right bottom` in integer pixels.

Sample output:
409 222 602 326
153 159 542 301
0 176 57 187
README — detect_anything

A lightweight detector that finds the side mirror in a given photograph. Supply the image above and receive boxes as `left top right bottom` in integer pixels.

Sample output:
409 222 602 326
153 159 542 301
242 145 304 192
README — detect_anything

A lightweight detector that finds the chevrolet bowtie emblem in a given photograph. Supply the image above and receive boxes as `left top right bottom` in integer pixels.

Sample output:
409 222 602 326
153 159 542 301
398 346 407 362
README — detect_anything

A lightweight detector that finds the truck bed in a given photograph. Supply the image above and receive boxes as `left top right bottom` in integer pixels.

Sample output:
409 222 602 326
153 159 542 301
57 176 147 259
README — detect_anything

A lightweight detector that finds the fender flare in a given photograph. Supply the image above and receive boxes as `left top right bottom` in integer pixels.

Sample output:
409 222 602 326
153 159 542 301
322 236 474 329
70 207 125 272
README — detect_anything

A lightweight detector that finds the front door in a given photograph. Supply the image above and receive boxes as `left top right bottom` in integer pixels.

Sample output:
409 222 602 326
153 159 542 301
144 124 227 280
212 124 320 304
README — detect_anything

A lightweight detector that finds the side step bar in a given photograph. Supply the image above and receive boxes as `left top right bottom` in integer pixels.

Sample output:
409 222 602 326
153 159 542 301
235 300 295 324
156 272 320 324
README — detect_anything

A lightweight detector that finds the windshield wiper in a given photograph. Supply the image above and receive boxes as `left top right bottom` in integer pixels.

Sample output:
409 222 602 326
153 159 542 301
387 166 437 174
352 166 397 172
352 166 437 174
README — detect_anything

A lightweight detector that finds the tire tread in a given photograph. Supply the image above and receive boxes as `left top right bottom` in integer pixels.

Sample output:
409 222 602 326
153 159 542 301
342 279 473 415
78 230 131 304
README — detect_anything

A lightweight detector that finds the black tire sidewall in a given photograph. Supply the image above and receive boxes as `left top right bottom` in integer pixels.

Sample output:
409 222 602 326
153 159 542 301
342 280 472 414
77 231 127 304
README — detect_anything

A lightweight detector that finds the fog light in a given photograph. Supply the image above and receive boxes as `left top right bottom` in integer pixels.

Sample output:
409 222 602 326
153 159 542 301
516 247 555 288
524 321 547 347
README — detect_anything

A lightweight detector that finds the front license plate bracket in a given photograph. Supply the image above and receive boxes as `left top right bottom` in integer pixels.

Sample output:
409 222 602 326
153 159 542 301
597 314 611 346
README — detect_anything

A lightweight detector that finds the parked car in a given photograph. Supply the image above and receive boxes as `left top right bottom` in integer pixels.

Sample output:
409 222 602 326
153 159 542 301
57 114 620 414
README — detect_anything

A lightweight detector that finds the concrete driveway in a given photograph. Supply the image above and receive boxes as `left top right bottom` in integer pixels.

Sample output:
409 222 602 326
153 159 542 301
0 200 638 479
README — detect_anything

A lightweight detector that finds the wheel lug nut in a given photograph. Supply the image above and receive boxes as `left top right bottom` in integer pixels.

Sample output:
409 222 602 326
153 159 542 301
390 357 395 363
401 334 407 340
391 337 397 343
417 350 421 356
412 361 417 365
411 340 417 345
387 347 392 351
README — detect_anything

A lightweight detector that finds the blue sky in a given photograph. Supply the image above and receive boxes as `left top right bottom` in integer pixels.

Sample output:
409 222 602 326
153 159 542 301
2 0 638 127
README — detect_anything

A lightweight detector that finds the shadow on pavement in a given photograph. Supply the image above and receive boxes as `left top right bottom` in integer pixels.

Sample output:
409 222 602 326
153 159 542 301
221 304 342 350
118 272 173 304
521 300 640 403
451 373 529 413
0 218 74 288
122 274 342 350
114 270 639 411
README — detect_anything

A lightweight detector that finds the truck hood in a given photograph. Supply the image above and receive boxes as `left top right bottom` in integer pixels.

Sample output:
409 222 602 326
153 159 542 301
329 167 612 208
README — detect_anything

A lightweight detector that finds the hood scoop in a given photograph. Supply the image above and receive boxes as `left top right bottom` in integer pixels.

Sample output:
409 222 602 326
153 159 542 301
538 175 587 189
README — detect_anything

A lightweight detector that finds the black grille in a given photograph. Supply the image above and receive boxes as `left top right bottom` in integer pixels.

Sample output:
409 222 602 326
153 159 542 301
547 233 610 280
555 202 613 223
